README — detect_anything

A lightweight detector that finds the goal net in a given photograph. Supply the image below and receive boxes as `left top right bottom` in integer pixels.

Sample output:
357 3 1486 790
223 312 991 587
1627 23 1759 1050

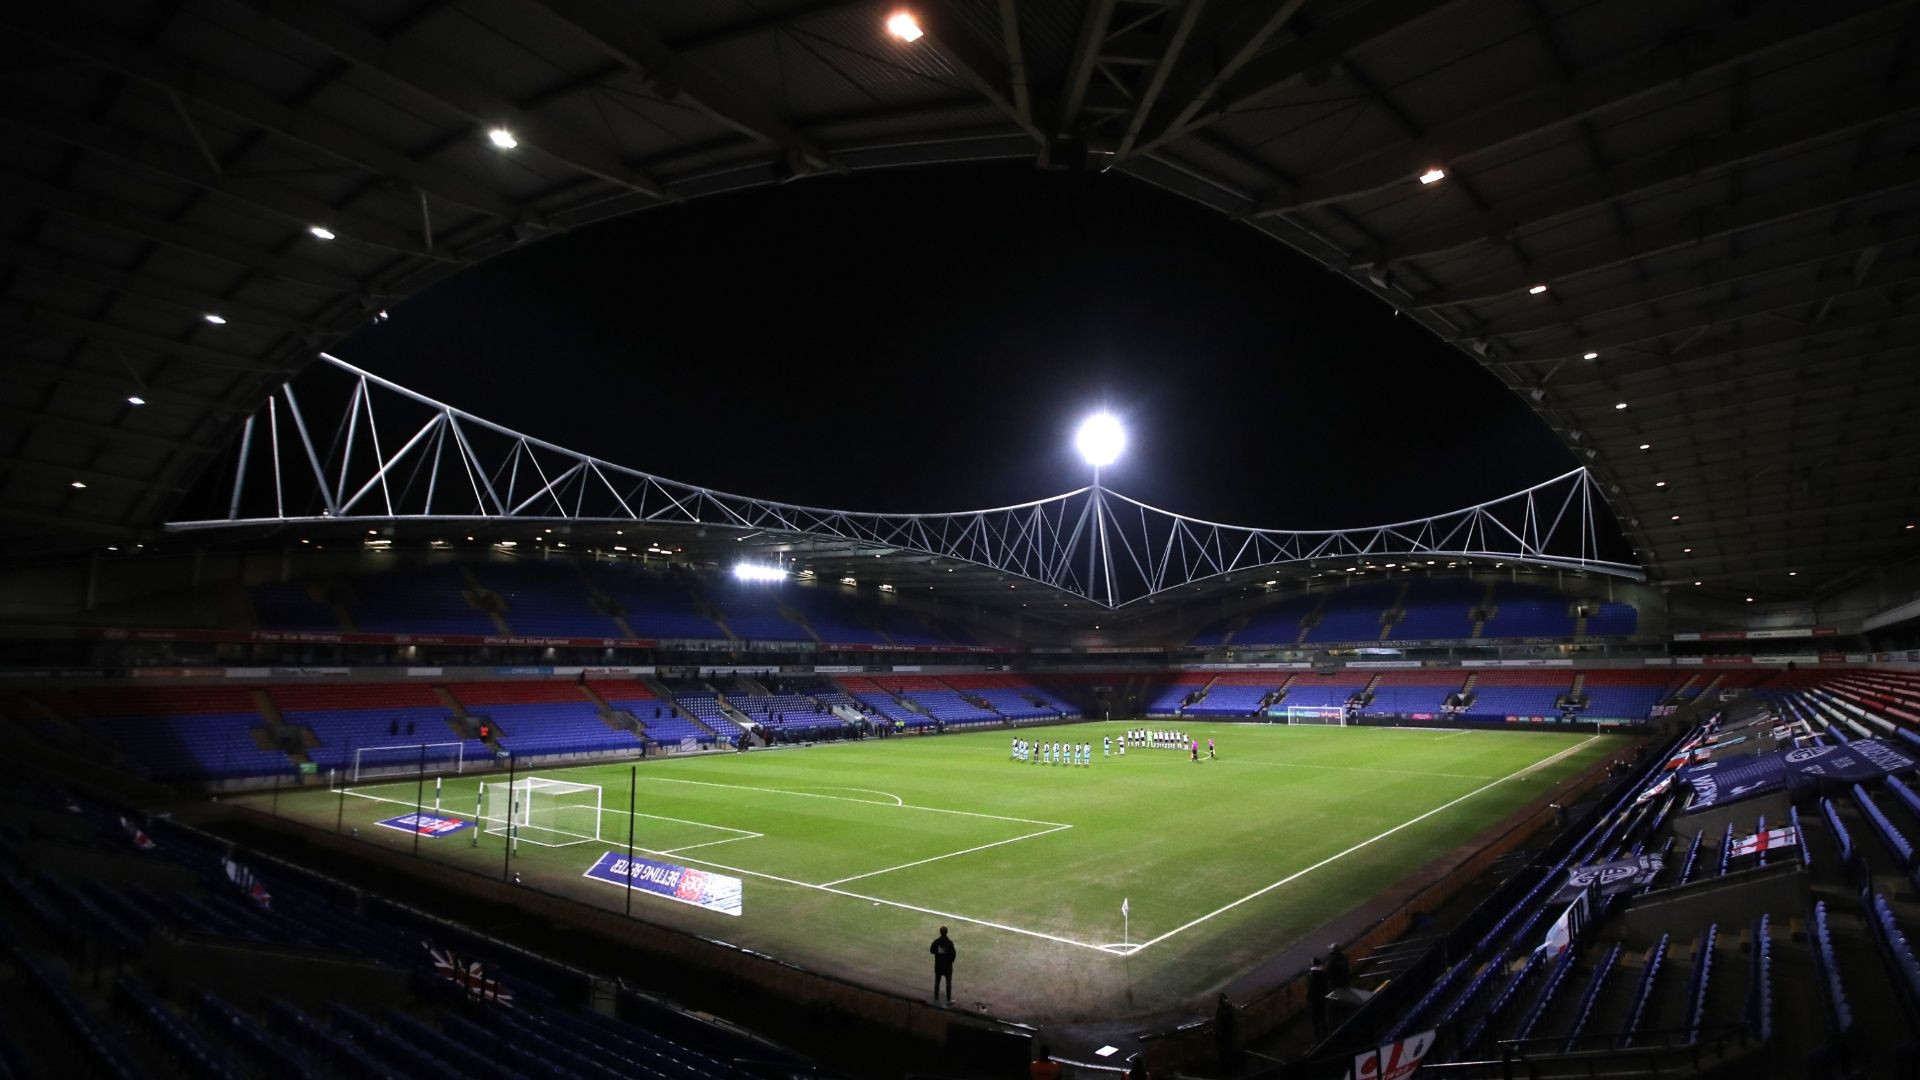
482 777 602 848
350 741 465 782
1284 705 1348 726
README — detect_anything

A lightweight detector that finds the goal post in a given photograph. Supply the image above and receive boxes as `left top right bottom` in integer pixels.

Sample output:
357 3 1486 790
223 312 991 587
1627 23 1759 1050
350 741 465 782
482 777 602 848
1283 705 1349 727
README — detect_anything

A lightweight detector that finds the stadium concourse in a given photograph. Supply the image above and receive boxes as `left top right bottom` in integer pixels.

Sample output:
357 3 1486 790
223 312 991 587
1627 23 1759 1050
5 1 1920 1078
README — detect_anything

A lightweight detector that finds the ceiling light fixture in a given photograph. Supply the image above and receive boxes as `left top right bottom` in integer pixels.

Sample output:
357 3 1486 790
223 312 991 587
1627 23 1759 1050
1583 351 1599 360
127 395 145 406
203 313 227 325
885 11 924 41
1418 167 1445 185
487 127 517 149
1528 284 1549 295
309 225 336 240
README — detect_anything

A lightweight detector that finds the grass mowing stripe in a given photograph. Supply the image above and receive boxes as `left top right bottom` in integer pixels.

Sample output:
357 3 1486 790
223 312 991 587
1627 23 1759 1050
819 824 1074 887
636 774 1071 828
1118 734 1602 955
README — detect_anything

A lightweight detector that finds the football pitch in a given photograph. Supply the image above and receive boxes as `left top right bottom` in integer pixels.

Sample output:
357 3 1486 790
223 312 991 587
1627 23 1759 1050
256 721 1628 1019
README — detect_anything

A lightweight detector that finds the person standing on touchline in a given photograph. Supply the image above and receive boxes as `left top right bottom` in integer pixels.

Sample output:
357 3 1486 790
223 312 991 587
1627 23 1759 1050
930 925 956 1004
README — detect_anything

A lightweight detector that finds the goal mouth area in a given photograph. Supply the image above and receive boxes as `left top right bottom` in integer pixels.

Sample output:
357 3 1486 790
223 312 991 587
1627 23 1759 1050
1280 706 1349 726
348 741 467 783
481 776 604 849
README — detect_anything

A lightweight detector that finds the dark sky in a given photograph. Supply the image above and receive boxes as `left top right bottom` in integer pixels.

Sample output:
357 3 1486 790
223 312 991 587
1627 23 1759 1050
336 159 1573 530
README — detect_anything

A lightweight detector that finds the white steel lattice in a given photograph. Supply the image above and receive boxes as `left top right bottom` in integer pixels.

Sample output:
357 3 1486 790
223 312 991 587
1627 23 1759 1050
167 353 1643 607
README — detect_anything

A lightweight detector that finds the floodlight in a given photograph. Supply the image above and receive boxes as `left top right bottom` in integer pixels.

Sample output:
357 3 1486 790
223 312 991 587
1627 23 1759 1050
1075 411 1126 468
886 11 924 41
127 395 145 406
1418 167 1445 185
203 313 227 324
733 562 787 582
487 127 518 149
309 225 336 240
1527 283 1549 295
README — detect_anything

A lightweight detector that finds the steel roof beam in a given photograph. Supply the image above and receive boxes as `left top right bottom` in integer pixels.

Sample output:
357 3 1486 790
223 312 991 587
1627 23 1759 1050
1119 0 1309 160
0 354 243 414
534 0 840 172
0 456 190 493
909 2 1043 141
0 304 289 375
0 92 448 261
4 9 531 225
1131 0 1456 155
0 400 216 453
1524 305 1919 385
1475 216 1920 340
1252 0 1908 216
1412 152 1920 308
0 174 365 295
1498 255 1920 364
1355 72 1920 268
1052 0 1118 142
0 238 317 335
240 0 672 200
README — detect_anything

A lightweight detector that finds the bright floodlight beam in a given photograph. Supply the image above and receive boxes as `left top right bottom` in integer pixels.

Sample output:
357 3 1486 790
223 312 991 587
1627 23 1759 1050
733 562 787 582
1075 412 1126 469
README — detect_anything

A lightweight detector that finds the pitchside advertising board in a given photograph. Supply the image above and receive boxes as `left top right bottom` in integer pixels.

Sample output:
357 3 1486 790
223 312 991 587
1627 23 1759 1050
582 852 743 917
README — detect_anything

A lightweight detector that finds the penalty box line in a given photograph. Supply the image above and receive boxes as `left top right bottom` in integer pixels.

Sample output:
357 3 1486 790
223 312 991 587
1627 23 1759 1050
335 787 766 846
341 781 1107 953
1112 734 1605 957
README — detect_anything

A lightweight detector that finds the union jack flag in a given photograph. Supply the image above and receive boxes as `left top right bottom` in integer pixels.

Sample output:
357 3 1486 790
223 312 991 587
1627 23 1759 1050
221 857 271 910
1350 1030 1436 1080
425 941 514 1006
119 815 156 851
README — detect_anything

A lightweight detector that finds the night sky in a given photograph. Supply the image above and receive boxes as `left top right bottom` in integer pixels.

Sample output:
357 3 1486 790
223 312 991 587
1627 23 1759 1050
336 159 1573 529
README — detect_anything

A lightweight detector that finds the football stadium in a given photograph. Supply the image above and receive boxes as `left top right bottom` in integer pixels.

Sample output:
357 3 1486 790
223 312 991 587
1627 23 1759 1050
2 2 1920 1078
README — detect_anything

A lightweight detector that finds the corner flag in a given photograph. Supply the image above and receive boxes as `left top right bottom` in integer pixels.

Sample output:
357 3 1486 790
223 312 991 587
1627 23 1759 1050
1121 897 1130 918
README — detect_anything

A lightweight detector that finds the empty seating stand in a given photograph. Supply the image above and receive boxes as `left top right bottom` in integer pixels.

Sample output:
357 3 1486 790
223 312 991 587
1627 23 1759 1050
1461 670 1572 722
272 683 474 774
452 681 637 757
72 686 292 781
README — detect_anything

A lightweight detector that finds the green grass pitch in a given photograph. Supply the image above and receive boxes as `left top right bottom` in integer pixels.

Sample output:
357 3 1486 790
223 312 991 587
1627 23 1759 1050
255 721 1627 1020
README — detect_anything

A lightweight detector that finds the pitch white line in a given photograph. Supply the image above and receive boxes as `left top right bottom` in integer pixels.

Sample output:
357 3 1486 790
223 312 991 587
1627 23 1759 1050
338 784 1108 950
338 788 757 837
820 824 1072 887
773 786 904 806
1218 759 1496 781
1434 729 1476 740
636 774 1069 828
660 833 765 854
1120 735 1604 955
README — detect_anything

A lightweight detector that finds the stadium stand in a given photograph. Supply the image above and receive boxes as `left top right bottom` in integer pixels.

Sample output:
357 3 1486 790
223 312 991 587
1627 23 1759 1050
1460 669 1573 722
1145 672 1213 715
474 561 623 638
61 687 293 781
590 566 727 640
1388 578 1482 641
0 789 809 1079
1184 671 1287 717
449 681 637 757
271 683 476 774
774 584 889 645
1303 582 1401 644
587 679 716 746
706 578 808 642
1363 670 1468 715
348 565 496 636
1207 593 1319 647
834 676 934 729
1281 674 1369 711
870 675 999 727
248 581 341 631
1577 670 1683 722
1481 580 1577 638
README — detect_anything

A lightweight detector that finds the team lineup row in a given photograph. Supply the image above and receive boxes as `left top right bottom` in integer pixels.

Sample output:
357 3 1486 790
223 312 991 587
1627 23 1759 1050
1009 732 1219 765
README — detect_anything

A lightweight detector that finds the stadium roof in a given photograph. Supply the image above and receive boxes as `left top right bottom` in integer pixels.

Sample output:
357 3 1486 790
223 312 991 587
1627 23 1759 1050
3 0 1918 606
